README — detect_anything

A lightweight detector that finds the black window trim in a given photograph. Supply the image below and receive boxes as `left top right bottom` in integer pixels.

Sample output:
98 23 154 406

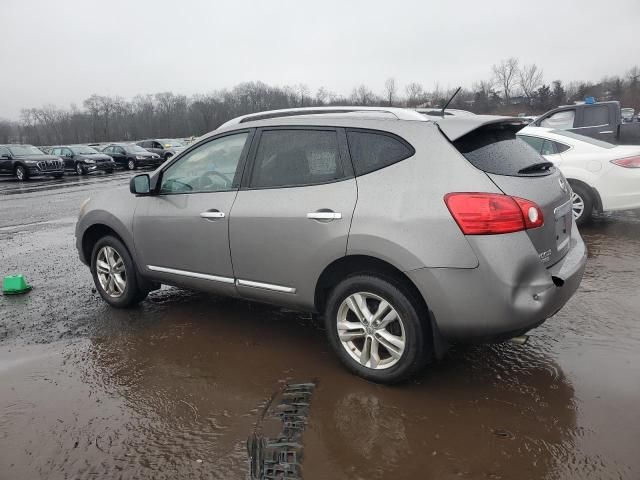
154 128 255 196
240 126 353 191
344 127 416 177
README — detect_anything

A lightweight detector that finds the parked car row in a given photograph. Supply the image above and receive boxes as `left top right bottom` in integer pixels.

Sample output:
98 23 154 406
0 139 185 180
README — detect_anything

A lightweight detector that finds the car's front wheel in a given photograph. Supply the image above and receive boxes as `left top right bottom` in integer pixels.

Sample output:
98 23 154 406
570 182 593 227
15 165 28 181
91 235 148 308
76 162 85 175
325 275 430 384
127 159 136 170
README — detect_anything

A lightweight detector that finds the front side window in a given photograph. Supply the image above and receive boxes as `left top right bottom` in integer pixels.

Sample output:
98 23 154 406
0 147 10 157
540 110 575 130
582 105 609 127
346 130 414 176
160 132 249 194
250 130 343 188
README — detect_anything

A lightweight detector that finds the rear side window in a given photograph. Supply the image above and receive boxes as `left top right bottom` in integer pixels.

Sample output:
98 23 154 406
346 130 414 176
582 105 609 127
250 130 343 188
519 135 544 152
454 125 550 177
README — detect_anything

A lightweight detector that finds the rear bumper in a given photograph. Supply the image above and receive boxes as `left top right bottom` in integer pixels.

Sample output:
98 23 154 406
407 227 587 343
597 165 640 211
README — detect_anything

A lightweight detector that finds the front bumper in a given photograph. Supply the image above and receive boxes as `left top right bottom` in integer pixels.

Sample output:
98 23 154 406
136 157 162 168
407 227 587 343
27 166 65 176
85 161 116 173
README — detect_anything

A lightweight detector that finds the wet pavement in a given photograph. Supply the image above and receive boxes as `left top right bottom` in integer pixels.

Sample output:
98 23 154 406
0 173 639 479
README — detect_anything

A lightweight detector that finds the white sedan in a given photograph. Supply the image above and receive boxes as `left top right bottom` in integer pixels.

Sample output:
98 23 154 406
518 126 640 225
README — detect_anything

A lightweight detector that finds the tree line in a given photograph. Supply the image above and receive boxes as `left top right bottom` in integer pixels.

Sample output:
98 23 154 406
1 58 639 146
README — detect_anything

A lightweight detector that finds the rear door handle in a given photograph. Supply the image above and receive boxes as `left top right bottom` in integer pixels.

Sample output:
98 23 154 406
307 211 342 220
200 210 225 219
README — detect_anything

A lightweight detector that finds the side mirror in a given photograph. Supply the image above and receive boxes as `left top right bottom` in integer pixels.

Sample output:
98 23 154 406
66 153 74 158
130 174 151 195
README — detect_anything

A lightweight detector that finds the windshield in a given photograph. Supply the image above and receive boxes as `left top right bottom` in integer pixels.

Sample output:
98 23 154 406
158 139 185 147
125 145 149 154
71 146 100 155
8 145 45 156
551 130 615 149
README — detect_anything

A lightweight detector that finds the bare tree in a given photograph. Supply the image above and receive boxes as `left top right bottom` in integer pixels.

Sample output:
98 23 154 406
383 78 397 106
519 63 544 102
405 82 424 107
350 85 376 105
492 57 520 104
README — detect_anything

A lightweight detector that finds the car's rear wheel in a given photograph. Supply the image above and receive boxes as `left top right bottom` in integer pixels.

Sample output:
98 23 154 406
91 235 148 308
570 183 593 226
325 274 429 384
76 162 85 175
127 159 136 170
15 165 28 181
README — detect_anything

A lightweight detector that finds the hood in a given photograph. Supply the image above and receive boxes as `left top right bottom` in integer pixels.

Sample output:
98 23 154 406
81 153 113 161
435 115 530 142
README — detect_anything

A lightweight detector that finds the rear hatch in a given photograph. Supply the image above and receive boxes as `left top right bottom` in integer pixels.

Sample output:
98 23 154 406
439 116 573 267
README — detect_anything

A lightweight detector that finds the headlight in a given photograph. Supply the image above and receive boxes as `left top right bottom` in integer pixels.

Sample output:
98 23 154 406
84 159 96 164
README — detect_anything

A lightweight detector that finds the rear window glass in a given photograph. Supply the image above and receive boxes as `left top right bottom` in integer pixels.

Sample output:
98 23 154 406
347 130 414 176
453 125 550 176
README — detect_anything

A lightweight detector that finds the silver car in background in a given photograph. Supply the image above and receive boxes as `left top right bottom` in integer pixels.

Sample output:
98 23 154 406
75 107 587 383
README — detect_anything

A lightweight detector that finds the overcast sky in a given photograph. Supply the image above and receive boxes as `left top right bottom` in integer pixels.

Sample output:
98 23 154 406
1 0 639 119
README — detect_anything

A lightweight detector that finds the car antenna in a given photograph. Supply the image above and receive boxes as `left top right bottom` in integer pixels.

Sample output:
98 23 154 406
441 86 462 117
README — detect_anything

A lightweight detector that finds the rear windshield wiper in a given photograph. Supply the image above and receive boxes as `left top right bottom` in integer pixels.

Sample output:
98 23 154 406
517 161 554 174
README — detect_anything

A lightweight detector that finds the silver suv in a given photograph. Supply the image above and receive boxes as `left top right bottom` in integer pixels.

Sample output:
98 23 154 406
75 107 587 383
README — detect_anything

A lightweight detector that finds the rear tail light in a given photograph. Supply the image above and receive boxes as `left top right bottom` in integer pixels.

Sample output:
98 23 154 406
611 156 640 168
444 193 544 235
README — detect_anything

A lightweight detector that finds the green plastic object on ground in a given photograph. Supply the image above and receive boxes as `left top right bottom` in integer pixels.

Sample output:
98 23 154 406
2 274 32 295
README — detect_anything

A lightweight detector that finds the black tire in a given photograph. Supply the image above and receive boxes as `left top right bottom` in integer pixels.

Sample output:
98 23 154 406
90 235 148 308
15 165 28 181
75 162 86 175
570 182 593 227
127 159 136 170
324 274 430 384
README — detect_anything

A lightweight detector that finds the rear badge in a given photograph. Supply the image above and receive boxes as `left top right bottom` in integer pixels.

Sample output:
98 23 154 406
539 249 552 262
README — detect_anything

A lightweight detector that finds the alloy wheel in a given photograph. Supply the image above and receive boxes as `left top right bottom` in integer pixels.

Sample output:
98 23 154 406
128 160 135 170
337 292 406 370
571 191 584 221
15 166 25 181
96 246 127 298
76 163 84 175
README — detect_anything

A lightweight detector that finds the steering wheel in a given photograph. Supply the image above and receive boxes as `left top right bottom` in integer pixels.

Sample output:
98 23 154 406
201 170 232 189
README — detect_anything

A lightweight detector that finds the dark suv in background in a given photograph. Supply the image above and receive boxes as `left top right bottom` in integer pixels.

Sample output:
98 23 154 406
49 145 116 175
101 144 162 170
136 139 185 160
0 144 65 180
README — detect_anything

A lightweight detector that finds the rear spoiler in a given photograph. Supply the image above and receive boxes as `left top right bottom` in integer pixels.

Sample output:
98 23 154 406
435 115 530 142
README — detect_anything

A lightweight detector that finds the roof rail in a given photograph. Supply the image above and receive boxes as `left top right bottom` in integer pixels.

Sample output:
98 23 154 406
218 106 428 129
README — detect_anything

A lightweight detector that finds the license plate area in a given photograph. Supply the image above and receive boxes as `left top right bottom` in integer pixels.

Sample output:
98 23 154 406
554 200 572 253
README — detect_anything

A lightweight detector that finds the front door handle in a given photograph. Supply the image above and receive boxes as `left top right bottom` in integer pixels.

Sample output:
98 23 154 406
307 211 342 220
200 210 225 220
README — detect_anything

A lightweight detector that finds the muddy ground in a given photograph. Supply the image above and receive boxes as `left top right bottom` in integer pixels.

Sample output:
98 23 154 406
0 173 639 479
